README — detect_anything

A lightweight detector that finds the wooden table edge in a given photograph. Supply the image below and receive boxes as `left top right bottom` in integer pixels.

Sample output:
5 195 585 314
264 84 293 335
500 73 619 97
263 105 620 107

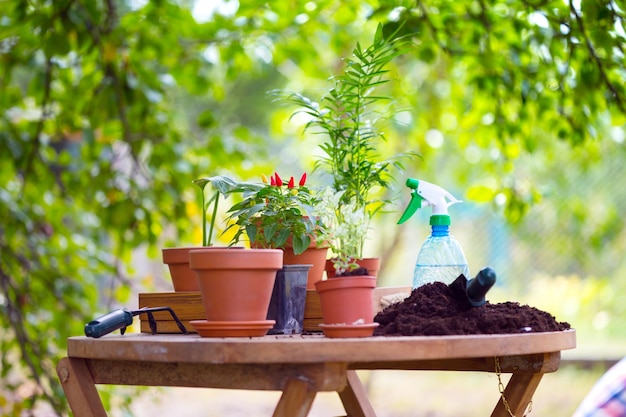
66 329 576 365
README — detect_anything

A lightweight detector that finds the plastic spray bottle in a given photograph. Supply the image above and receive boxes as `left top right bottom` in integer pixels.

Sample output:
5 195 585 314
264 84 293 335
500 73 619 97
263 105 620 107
398 178 470 288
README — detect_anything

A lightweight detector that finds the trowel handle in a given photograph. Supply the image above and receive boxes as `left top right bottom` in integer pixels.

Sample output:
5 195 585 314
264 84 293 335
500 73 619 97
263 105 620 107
84 308 134 338
466 267 496 307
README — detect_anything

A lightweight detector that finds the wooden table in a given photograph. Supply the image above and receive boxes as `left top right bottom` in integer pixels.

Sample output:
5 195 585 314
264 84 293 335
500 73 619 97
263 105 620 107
56 330 576 417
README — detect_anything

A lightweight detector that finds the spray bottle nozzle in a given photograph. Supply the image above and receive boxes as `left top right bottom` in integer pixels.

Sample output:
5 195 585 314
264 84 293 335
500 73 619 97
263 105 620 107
397 178 462 224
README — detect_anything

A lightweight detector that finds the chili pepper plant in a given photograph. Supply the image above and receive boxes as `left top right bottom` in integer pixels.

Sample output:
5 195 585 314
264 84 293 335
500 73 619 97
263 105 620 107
225 172 326 255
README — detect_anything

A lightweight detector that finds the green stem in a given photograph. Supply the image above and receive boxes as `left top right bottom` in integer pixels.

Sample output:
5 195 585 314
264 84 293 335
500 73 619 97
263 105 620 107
207 191 219 246
201 187 207 246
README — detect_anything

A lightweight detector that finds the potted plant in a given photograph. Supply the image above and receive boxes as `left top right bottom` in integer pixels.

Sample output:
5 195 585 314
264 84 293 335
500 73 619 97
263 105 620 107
311 187 379 337
223 172 329 335
188 246 283 337
162 175 239 292
280 25 410 337
225 172 329 288
281 24 410 277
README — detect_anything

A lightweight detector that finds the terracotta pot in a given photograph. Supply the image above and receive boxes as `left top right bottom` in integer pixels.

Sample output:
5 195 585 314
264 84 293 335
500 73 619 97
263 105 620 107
250 218 329 290
267 264 311 335
325 257 381 278
163 246 244 292
283 242 329 290
314 275 378 338
189 248 283 322
162 247 198 292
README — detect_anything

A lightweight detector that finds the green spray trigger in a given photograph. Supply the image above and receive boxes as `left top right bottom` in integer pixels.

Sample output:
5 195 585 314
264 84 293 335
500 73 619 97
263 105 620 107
398 179 424 224
397 178 462 224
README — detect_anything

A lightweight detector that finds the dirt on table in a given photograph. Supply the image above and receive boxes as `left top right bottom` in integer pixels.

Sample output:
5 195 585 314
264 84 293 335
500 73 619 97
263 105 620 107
374 275 571 336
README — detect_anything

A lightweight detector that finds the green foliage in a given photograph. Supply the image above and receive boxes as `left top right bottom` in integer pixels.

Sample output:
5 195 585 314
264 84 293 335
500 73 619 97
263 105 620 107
192 176 239 247
280 24 413 263
313 187 370 275
226 173 323 255
0 0 624 415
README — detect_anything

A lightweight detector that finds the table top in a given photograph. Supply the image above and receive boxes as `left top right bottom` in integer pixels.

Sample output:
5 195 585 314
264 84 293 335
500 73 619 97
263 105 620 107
67 330 576 365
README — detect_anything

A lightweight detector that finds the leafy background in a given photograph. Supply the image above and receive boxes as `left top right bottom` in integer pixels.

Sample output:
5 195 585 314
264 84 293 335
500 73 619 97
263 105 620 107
0 0 624 415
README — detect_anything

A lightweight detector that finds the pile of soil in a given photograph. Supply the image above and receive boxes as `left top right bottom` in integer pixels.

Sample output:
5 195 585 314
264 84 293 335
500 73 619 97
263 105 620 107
374 275 571 336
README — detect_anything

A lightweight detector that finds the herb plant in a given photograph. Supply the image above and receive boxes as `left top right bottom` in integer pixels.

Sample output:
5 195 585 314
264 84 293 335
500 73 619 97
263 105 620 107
280 24 411 268
313 187 369 275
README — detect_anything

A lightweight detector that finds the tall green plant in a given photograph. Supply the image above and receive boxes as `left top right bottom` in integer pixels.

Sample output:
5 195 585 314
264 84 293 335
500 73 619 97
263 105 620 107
281 24 412 263
193 176 239 246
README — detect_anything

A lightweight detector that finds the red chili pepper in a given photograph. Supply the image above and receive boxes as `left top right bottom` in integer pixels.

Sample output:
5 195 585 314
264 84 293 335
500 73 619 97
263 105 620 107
274 172 283 186
270 175 276 186
288 176 295 189
299 172 307 187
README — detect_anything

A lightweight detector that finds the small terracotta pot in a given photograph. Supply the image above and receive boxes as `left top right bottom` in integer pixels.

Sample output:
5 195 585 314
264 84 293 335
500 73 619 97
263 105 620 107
189 248 283 322
250 219 329 290
162 247 198 292
163 246 244 292
314 275 378 338
283 243 329 290
325 257 381 278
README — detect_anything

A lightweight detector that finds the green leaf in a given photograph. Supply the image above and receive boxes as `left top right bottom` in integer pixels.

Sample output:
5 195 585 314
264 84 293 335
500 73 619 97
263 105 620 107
292 234 311 255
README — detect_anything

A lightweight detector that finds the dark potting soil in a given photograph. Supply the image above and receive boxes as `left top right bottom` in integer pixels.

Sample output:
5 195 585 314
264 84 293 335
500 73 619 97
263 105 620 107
374 275 571 336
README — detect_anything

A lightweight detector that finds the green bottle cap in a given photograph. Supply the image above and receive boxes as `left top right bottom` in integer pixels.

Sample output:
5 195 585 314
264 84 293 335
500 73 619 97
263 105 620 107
430 214 451 226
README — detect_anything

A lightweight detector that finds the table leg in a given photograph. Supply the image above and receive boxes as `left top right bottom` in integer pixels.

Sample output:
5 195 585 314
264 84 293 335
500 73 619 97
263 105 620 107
338 370 376 417
491 373 543 417
273 377 318 417
337 370 377 417
56 357 108 417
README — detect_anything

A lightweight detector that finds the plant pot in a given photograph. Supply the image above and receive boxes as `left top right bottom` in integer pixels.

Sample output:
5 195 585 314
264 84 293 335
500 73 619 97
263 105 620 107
163 246 244 292
267 264 311 335
162 247 198 292
189 248 283 337
314 275 378 338
283 242 329 290
325 257 381 278
250 218 329 290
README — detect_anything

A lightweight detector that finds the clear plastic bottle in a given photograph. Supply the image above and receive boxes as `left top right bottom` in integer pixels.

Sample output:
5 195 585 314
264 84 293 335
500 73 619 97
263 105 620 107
413 218 469 288
397 178 470 288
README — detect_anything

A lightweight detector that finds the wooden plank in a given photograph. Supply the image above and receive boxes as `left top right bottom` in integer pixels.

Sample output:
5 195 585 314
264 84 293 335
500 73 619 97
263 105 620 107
351 352 562 374
373 287 411 314
273 378 318 417
303 318 324 333
140 320 196 334
138 292 204 320
491 373 543 417
56 357 108 417
304 290 322 319
86 359 347 392
67 331 576 365
338 370 377 417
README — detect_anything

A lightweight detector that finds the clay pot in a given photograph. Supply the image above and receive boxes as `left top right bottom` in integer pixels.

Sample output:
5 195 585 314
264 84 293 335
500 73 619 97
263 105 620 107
283 242 329 290
163 246 244 292
314 275 378 338
250 218 329 290
162 247 198 292
325 257 381 278
189 248 283 323
267 264 311 335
